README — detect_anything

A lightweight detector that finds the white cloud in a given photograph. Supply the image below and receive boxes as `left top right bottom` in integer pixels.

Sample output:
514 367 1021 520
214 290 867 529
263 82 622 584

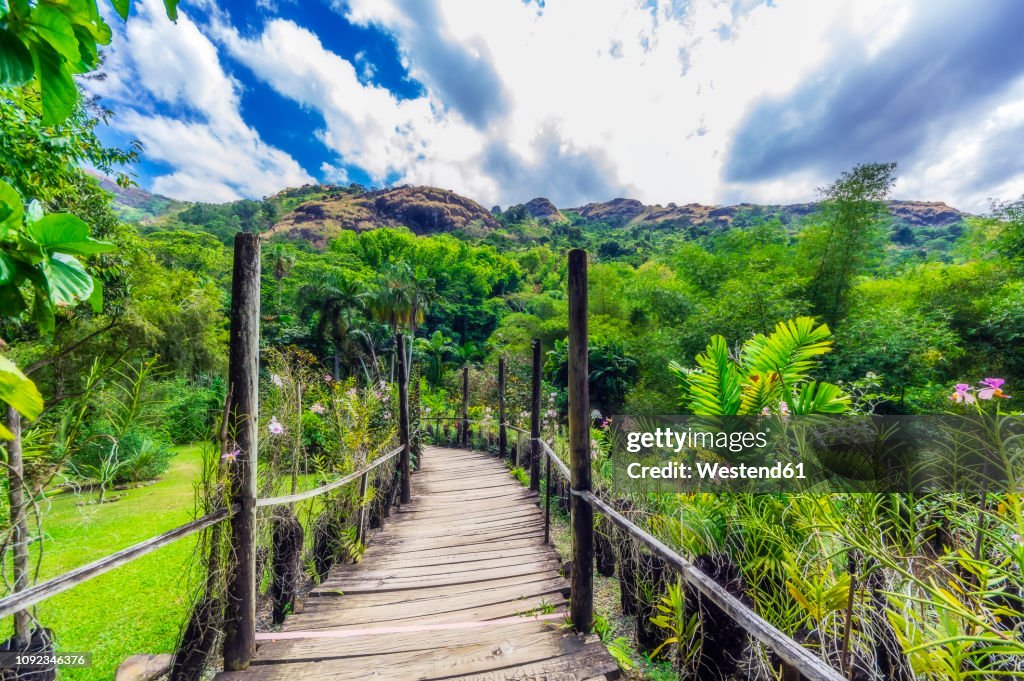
91 0 1024 209
86 0 312 201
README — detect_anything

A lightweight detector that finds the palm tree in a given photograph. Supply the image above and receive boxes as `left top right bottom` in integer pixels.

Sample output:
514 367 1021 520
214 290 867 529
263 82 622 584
299 274 367 380
269 243 296 310
414 331 457 387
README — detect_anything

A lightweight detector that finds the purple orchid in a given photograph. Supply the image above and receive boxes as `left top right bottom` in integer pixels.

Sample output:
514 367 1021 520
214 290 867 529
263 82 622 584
978 378 1010 400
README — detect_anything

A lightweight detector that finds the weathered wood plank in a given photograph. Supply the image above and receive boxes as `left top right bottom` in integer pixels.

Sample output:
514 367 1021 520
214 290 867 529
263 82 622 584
218 633 609 680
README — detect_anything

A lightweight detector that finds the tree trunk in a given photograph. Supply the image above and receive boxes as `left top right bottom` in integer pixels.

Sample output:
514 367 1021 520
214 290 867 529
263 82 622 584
6 406 31 646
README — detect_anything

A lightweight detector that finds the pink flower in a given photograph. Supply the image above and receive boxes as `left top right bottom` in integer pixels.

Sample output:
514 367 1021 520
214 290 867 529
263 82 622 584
978 378 1010 400
1012 533 1023 546
760 406 771 417
779 401 791 417
222 447 240 463
950 383 976 404
268 416 285 435
310 402 326 414
324 374 333 382
347 387 358 398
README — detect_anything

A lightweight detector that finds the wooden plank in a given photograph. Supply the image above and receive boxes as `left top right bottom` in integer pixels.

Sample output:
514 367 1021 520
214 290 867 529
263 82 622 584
253 619 561 661
317 559 560 595
330 553 554 581
359 536 546 562
218 632 606 680
298 591 569 629
310 573 566 604
302 578 569 624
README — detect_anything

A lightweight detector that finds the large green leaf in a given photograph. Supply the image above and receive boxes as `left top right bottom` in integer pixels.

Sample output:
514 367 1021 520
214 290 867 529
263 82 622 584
0 252 17 285
110 0 130 20
45 251 94 305
742 317 833 392
31 213 115 256
0 28 34 86
0 355 44 421
685 335 742 416
0 180 24 231
33 41 78 126
791 381 850 415
0 282 28 318
29 4 81 64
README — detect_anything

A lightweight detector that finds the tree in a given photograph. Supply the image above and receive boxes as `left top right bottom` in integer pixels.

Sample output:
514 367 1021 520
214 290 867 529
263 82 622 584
414 330 456 387
802 162 897 327
269 243 296 309
299 275 368 381
1 0 179 125
545 337 638 416
992 194 1024 268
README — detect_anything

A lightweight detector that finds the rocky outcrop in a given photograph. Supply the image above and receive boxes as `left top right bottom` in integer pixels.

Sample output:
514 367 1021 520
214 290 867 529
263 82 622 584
887 201 963 227
269 186 499 247
568 197 967 231
576 197 646 224
523 197 565 223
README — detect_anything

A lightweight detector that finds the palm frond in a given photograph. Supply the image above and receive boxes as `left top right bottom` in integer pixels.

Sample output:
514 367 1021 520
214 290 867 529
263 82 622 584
685 335 742 415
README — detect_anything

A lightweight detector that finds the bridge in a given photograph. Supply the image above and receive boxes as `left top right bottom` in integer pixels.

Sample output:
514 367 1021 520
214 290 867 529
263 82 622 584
215 445 619 681
0 242 846 681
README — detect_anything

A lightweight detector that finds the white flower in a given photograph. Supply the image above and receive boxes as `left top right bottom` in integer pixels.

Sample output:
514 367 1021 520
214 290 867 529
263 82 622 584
271 374 283 387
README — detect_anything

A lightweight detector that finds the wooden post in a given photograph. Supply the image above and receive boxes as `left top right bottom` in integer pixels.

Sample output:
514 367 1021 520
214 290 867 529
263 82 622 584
567 248 593 633
356 471 369 545
461 366 469 448
529 339 542 492
498 357 507 460
223 232 260 671
6 407 31 646
398 333 412 504
544 451 551 544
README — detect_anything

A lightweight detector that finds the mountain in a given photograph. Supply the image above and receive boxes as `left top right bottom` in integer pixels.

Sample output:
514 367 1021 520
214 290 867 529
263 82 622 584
86 171 185 223
568 197 966 231
522 197 565 223
266 185 499 247
101 176 969 250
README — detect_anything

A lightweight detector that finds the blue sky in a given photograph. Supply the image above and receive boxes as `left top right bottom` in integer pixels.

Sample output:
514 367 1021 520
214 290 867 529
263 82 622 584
87 0 1024 212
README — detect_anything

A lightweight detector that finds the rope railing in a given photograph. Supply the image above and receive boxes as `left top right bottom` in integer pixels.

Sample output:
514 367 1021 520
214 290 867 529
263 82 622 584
0 443 404 619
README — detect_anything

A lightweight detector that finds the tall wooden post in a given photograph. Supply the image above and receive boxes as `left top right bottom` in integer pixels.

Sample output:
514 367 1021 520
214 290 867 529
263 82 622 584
567 248 593 633
461 366 469 448
498 357 507 460
398 333 412 504
6 407 30 646
529 339 542 492
223 232 260 671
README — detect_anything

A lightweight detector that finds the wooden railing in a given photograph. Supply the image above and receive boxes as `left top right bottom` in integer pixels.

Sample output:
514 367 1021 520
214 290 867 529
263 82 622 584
0 444 403 623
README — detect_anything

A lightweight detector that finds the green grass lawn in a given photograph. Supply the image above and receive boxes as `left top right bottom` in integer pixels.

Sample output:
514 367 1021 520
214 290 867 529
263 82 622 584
3 444 210 681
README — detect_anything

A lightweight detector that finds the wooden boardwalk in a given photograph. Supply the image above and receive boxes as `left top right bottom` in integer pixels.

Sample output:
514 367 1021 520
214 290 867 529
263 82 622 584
216 446 619 681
